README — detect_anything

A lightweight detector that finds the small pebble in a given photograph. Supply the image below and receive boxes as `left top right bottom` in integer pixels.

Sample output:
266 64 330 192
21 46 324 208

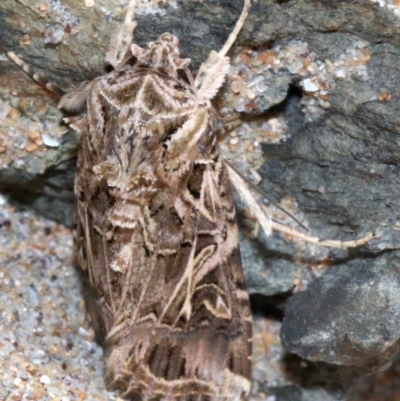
302 78 319 92
42 134 61 147
25 141 39 152
40 374 51 384
13 376 23 387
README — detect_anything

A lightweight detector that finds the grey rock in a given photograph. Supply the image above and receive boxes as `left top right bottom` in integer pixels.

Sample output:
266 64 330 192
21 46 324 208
266 385 339 401
269 385 303 401
240 229 299 296
281 252 400 369
347 353 400 400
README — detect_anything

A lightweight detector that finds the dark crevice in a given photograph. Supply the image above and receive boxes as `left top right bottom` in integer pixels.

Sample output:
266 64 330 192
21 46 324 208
250 293 288 320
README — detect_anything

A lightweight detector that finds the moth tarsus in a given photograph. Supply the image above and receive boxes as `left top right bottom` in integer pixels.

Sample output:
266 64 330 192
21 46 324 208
270 221 374 249
7 0 374 399
7 51 66 97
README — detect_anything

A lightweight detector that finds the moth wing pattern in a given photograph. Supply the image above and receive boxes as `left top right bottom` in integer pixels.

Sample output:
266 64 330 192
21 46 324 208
73 0 253 400
76 140 252 400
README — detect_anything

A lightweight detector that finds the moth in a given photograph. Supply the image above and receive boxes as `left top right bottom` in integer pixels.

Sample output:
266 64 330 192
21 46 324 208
8 0 374 400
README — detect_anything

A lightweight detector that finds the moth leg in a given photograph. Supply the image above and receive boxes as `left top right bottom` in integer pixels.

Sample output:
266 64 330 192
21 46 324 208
194 0 251 100
218 109 243 134
7 51 66 98
225 161 375 248
270 221 376 249
106 0 138 69
7 51 93 114
226 160 273 236
225 157 307 229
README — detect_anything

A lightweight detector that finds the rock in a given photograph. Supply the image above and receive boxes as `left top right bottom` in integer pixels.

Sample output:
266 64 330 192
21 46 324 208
240 229 300 296
268 385 339 401
281 253 400 369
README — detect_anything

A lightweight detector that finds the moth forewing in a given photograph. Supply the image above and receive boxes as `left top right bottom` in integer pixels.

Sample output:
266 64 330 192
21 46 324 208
73 0 253 400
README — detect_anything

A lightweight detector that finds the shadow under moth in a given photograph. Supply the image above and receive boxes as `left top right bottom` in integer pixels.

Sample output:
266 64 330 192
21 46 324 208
7 0 374 400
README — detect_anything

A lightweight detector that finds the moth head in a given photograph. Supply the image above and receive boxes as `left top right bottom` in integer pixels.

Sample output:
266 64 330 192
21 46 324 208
131 32 190 72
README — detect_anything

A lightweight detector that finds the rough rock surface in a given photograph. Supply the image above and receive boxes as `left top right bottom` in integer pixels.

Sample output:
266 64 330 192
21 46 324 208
281 255 400 368
1 0 400 400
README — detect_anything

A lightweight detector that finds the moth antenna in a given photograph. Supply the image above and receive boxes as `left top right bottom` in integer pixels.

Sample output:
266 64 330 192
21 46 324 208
124 0 137 24
106 0 138 69
194 0 251 99
7 51 66 98
218 0 251 57
271 221 375 249
223 157 308 231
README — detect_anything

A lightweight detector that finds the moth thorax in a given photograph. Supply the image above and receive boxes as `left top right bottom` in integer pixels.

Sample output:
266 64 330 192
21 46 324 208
135 32 190 72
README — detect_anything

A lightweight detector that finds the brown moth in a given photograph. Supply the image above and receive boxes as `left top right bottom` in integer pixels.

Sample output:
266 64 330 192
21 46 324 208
70 1 253 399
7 1 375 400
71 1 252 400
